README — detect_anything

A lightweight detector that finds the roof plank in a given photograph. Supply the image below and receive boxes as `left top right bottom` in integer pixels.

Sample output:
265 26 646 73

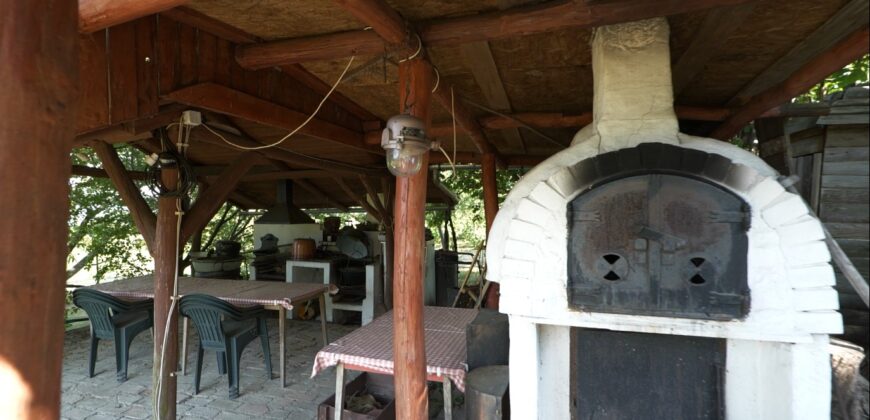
727 0 870 105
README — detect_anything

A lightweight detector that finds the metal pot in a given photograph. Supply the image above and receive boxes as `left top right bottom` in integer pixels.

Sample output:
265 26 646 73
291 238 316 260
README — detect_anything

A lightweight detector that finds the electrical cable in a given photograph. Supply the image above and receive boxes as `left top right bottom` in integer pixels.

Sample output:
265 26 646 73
202 55 356 151
397 34 423 63
462 98 567 148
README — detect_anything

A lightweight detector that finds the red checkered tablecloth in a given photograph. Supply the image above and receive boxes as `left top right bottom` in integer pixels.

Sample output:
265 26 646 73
312 306 478 392
93 275 327 311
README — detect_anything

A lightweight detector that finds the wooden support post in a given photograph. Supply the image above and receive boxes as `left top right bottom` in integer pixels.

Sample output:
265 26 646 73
0 1 77 418
711 26 870 140
481 153 500 309
392 58 432 420
153 165 180 419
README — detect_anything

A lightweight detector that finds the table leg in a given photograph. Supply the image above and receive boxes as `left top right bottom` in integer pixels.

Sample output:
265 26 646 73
334 363 345 420
442 376 452 420
181 317 188 375
279 306 286 388
319 294 328 346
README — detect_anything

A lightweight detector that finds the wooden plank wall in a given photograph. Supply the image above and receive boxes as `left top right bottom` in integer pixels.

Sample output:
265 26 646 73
819 124 869 348
76 15 363 136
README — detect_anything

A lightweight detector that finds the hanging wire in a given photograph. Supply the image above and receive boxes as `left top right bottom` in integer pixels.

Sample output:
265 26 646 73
202 55 356 151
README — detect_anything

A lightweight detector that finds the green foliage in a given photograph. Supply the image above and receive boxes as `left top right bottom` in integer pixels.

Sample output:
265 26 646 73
68 146 154 283
794 54 869 103
426 167 526 251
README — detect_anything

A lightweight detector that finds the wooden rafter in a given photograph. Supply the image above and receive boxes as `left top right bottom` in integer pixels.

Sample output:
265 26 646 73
425 103 834 137
671 3 757 95
328 0 500 159
460 38 526 153
79 0 189 33
268 159 349 211
359 175 389 221
296 179 350 212
91 141 157 254
237 0 754 67
180 151 261 242
336 178 383 223
71 164 148 180
164 83 377 153
711 26 870 140
73 105 186 148
193 120 385 176
160 6 382 123
728 0 870 105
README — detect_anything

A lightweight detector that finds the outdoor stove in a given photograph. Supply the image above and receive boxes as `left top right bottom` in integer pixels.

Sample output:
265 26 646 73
486 19 842 419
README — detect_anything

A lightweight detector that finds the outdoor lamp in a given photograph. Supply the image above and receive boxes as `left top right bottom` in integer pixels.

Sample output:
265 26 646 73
381 114 437 177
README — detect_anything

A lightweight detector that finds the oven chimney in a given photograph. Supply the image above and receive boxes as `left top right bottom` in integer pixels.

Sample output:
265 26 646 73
575 18 680 151
254 180 314 225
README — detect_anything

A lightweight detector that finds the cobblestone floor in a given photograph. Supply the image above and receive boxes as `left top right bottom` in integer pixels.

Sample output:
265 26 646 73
61 318 358 420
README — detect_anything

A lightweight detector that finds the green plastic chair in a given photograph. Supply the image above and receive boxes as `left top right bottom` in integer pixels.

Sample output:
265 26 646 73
179 294 272 399
72 288 153 382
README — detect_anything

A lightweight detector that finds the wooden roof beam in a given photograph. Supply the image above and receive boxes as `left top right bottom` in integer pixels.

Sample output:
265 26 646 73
79 0 189 33
164 82 379 154
160 6 382 123
267 159 350 211
237 0 754 67
336 178 383 223
330 0 502 160
424 103 832 137
180 151 261 242
193 123 386 177
727 0 870 106
711 26 869 140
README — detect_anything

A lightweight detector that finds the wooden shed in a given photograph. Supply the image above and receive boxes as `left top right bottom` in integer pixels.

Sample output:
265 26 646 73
756 85 869 348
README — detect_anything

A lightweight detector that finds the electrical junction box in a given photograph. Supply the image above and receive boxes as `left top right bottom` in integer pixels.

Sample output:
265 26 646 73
182 110 202 126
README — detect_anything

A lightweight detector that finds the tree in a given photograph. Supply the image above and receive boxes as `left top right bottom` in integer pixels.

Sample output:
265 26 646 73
794 54 869 103
426 167 525 251
68 146 154 282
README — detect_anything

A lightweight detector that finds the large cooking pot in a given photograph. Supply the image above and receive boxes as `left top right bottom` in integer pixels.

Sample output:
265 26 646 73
291 238 316 260
214 240 241 257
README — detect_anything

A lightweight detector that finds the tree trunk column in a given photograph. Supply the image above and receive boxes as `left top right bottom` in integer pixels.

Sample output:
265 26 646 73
392 59 433 420
481 153 500 309
0 1 78 418
153 166 180 419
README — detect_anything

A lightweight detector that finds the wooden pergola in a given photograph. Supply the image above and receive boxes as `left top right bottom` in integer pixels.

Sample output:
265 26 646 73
1 0 867 418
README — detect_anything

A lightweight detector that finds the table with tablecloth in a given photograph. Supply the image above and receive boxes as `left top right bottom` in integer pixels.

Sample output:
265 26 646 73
311 306 478 420
93 275 329 387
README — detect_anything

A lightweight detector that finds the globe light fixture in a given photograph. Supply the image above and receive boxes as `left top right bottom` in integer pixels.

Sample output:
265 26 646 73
381 114 437 177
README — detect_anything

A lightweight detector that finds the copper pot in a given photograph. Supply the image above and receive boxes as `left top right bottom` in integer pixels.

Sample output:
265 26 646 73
291 238 316 260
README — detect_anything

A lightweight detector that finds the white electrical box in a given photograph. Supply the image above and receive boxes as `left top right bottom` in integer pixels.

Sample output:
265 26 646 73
182 110 202 126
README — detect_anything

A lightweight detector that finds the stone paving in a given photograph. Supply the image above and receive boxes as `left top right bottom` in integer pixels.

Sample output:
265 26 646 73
61 317 358 420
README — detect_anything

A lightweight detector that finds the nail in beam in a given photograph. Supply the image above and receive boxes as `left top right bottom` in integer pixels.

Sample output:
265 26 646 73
153 165 181 419
0 0 78 418
392 58 433 420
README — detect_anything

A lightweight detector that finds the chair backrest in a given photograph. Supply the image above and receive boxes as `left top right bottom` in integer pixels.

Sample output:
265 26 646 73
179 294 251 348
72 289 135 339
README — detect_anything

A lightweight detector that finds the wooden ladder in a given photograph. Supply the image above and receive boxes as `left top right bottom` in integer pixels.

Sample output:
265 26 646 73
451 241 489 309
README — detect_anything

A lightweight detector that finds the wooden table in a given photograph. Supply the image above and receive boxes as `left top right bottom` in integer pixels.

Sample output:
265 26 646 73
93 276 329 387
312 307 478 420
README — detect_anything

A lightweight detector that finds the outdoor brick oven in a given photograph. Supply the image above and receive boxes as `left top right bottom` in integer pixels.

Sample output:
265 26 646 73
486 19 842 419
